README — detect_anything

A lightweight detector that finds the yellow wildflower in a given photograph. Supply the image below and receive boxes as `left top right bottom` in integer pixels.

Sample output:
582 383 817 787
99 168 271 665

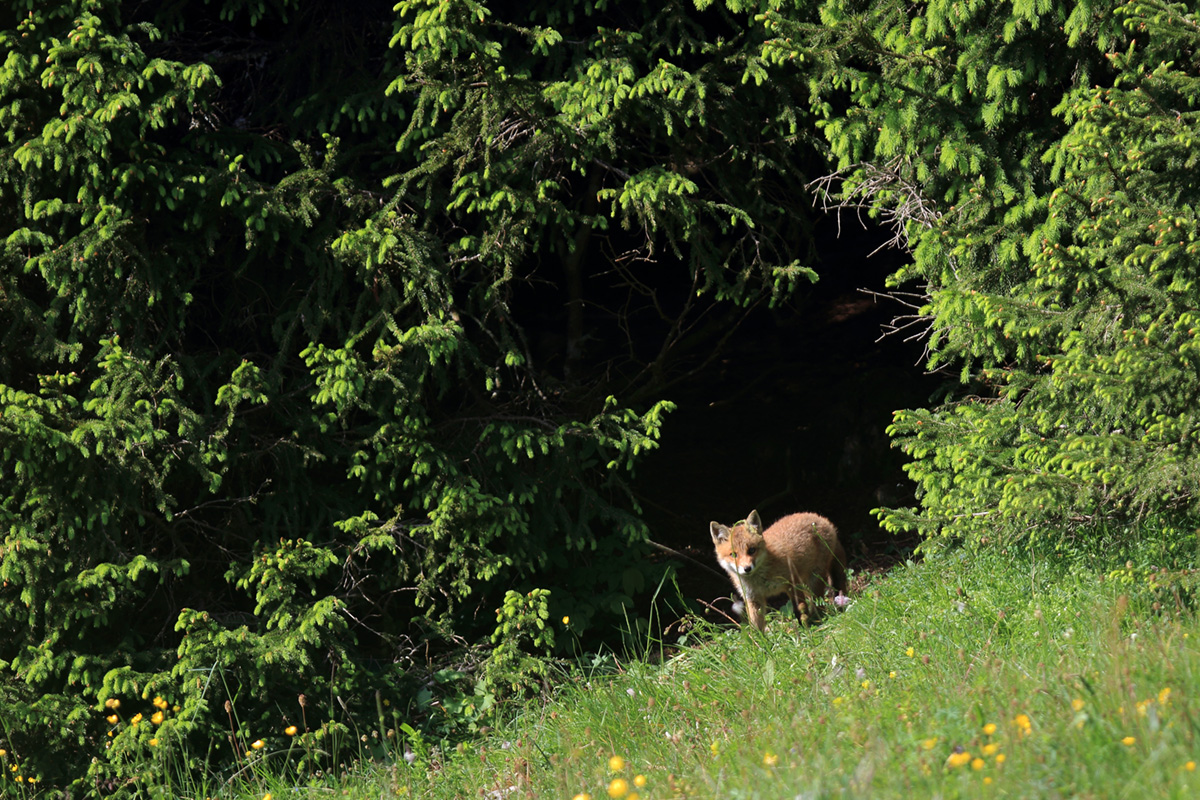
947 751 972 768
762 752 779 767
607 778 629 798
982 743 1000 756
1185 761 1196 772
1122 736 1136 746
608 755 625 773
971 758 985 771
906 647 915 658
130 713 143 726
106 714 118 725
982 723 997 736
995 754 1007 765
921 737 939 750
633 775 647 788
1159 687 1172 705
1013 714 1031 735
251 739 266 750
151 711 164 725
153 697 168 710
285 725 298 736
572 795 592 800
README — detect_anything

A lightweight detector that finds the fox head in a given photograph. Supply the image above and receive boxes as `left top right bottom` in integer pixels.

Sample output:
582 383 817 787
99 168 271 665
710 510 765 576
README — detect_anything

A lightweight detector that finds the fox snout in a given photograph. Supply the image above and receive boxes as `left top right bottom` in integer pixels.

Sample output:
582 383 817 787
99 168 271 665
732 559 757 575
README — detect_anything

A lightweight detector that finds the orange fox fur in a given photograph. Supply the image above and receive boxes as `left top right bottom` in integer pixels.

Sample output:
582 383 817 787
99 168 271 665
710 509 848 630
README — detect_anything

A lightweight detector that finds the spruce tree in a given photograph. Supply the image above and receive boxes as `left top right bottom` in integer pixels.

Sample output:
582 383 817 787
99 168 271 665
0 0 823 790
773 0 1200 546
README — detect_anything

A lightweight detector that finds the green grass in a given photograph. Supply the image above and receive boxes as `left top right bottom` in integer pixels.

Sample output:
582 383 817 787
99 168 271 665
11 537 1197 799
291 539 1200 800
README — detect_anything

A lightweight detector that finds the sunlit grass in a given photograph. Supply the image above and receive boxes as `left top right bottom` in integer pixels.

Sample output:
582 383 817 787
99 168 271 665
7 536 1197 799
336 540 1200 799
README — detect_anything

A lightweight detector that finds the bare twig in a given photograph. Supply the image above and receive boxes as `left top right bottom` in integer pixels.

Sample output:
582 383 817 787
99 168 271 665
809 159 942 355
807 157 941 254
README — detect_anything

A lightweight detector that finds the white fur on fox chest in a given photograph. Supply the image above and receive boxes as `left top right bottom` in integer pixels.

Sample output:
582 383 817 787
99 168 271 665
718 554 796 602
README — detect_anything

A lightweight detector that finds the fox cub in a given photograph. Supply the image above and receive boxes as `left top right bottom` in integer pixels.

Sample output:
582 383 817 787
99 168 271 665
710 509 848 630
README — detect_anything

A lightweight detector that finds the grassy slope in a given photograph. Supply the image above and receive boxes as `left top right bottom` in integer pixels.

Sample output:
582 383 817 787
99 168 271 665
257 539 1200 800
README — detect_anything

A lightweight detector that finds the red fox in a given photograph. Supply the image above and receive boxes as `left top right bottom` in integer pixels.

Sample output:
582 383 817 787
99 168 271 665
710 509 848 630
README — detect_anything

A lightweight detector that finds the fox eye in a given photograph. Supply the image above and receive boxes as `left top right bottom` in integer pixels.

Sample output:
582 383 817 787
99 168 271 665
746 546 757 556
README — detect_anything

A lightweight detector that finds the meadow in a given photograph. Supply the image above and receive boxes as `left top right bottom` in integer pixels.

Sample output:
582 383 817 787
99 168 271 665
6 532 1193 799
177 532 1200 800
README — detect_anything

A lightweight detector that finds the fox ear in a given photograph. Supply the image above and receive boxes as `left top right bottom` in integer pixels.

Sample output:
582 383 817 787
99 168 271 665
710 521 730 544
746 510 762 533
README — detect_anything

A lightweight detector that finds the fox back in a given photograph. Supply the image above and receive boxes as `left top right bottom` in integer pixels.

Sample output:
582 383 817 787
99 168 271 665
710 509 847 630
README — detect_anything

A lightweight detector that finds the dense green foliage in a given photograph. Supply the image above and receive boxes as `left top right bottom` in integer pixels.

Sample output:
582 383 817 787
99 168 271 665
0 0 820 793
773 0 1200 544
6 0 1200 793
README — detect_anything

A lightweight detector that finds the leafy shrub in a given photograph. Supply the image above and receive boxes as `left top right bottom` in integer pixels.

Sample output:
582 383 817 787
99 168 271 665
484 589 556 700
